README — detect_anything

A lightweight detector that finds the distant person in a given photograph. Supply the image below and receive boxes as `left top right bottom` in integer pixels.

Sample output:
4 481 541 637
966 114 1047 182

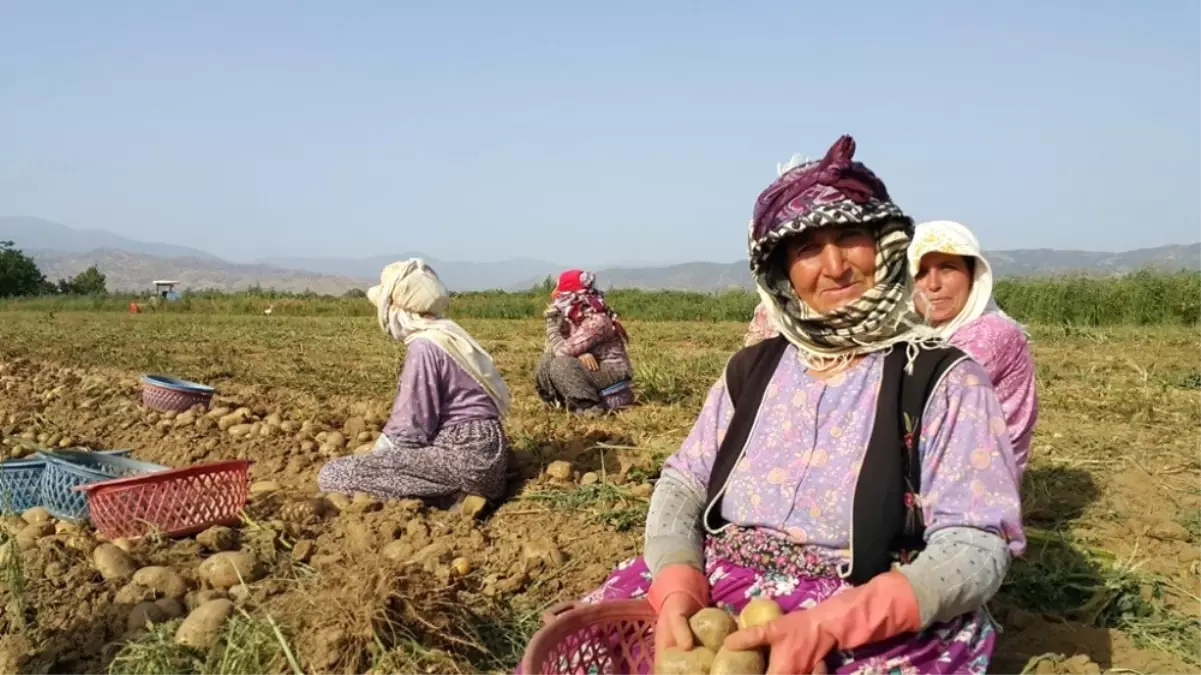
742 300 778 347
317 258 512 506
909 220 1038 473
534 269 634 414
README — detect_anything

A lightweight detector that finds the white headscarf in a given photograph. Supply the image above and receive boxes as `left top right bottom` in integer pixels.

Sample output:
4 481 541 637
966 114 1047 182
907 220 1021 338
366 259 511 416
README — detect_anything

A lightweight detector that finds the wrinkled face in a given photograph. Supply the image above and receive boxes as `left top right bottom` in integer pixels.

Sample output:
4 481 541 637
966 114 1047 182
914 252 973 325
781 226 877 314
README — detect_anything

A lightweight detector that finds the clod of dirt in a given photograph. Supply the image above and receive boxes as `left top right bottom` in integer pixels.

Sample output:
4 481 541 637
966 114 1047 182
291 539 315 563
325 493 351 511
344 521 375 552
522 537 566 569
630 483 654 499
126 602 169 635
325 431 347 450
132 566 189 600
1146 520 1190 542
342 417 366 441
229 583 251 605
349 492 381 514
53 520 81 535
249 480 282 497
196 525 240 553
175 599 235 650
198 550 264 589
155 597 186 619
21 506 52 527
115 582 156 605
280 497 330 525
545 460 574 482
93 543 136 582
580 472 599 486
382 540 412 563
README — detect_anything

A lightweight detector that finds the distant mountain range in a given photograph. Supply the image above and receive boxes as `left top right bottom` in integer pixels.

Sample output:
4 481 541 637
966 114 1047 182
2 216 1198 294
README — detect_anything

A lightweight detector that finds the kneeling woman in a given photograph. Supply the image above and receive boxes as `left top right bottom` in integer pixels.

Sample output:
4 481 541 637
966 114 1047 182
534 269 634 413
318 259 512 504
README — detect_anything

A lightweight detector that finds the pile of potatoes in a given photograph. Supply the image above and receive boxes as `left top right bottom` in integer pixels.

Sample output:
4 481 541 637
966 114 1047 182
654 598 782 675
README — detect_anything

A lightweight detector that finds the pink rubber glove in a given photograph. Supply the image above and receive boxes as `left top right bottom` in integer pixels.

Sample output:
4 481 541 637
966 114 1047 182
647 564 711 658
724 570 921 675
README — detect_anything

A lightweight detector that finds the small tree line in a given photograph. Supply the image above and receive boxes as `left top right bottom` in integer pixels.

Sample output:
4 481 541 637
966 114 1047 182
0 241 108 298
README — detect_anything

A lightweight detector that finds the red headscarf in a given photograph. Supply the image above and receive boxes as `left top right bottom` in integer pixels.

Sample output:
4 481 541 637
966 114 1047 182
551 269 629 342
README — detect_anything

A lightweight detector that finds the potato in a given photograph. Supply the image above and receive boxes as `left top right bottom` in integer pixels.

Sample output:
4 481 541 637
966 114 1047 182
175 599 234 650
93 543 136 582
710 646 766 675
655 646 716 675
132 566 189 600
689 607 738 651
737 598 783 629
198 551 263 589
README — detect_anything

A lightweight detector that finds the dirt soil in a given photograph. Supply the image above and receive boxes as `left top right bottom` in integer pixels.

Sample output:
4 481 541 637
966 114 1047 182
0 319 1197 674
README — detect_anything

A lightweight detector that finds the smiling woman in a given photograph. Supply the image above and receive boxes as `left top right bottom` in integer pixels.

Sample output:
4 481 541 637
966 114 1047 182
908 220 1039 473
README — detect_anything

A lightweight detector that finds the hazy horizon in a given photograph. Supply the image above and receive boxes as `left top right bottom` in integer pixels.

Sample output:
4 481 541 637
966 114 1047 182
3 2 1198 265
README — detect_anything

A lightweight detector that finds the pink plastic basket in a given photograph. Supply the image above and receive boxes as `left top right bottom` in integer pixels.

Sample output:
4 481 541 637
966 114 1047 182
141 375 215 412
520 600 656 675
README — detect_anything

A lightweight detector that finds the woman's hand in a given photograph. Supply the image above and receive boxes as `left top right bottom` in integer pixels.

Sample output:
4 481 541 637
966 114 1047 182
724 610 833 675
578 353 600 371
654 591 704 657
724 571 920 675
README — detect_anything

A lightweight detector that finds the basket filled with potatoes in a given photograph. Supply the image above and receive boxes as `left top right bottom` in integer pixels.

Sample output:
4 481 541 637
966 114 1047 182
520 596 783 675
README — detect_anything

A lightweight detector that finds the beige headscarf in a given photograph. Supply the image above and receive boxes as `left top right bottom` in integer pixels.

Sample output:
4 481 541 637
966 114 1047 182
907 220 1020 338
367 259 511 416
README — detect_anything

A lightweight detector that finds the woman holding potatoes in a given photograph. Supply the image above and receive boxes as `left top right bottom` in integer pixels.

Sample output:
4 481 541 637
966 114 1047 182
534 269 634 414
317 259 512 505
569 137 1025 674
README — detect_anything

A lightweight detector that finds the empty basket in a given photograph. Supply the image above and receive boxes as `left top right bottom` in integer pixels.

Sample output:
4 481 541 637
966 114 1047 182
141 375 215 412
0 449 132 514
37 450 167 522
78 459 251 540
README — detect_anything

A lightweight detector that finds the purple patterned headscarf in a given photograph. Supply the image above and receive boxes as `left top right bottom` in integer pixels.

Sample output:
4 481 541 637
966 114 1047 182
746 135 917 366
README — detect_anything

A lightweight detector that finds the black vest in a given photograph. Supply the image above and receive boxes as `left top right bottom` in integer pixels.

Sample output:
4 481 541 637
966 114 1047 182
703 337 966 585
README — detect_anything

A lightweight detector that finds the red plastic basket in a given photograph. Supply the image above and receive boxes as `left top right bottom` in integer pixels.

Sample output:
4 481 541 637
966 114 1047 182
520 600 656 675
75 460 250 539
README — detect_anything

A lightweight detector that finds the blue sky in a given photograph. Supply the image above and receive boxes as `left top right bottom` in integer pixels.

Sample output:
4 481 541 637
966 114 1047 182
2 1 1198 266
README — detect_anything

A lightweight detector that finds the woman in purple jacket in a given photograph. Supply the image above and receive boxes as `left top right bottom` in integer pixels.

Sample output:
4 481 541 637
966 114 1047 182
317 259 512 505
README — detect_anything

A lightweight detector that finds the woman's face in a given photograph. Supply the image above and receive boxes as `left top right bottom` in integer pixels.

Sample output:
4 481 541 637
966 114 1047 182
783 226 877 314
914 252 973 326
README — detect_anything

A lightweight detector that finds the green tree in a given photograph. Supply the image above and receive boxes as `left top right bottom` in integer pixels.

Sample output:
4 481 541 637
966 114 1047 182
343 287 368 299
57 265 107 295
0 241 51 297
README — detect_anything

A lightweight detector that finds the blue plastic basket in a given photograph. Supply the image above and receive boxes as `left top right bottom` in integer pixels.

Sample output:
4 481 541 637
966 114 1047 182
37 450 167 522
0 449 133 515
